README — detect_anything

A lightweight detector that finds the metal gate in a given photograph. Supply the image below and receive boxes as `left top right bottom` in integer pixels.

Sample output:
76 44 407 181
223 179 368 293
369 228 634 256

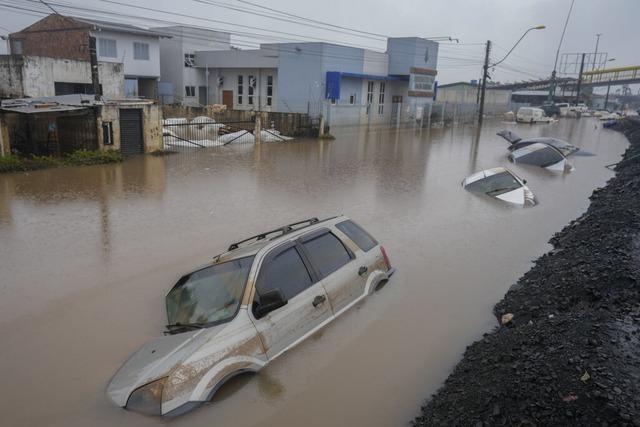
119 109 143 155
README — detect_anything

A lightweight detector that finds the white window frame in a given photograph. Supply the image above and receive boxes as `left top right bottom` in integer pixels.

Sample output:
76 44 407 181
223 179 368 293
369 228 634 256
133 42 149 60
185 86 196 97
98 38 117 58
248 75 254 105
378 82 386 115
266 75 273 106
366 81 375 115
237 75 243 105
349 94 356 105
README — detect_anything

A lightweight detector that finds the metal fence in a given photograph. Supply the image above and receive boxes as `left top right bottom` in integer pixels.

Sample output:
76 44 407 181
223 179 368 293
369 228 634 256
162 119 294 150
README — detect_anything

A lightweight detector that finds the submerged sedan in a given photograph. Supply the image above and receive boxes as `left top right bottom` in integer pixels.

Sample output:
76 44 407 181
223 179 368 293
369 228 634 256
497 130 592 157
508 142 574 172
106 216 395 416
462 167 536 206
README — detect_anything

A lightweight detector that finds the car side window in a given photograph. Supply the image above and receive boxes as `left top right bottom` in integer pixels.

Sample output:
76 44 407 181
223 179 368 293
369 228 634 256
335 220 378 252
302 232 352 278
257 245 313 301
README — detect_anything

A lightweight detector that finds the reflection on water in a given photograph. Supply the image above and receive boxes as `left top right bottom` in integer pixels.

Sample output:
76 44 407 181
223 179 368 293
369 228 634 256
0 119 629 427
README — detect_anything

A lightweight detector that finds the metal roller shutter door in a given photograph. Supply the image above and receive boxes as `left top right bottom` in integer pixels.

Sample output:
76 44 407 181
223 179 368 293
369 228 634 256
119 109 143 155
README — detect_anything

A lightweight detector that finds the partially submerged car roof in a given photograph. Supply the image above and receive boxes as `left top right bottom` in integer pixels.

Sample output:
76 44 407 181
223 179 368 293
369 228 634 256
462 166 511 186
213 216 346 264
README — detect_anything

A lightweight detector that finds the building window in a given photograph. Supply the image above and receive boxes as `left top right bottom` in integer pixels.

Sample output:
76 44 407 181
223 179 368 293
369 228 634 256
330 98 336 105
349 94 356 105
98 38 117 58
133 42 149 60
10 39 23 55
366 81 375 114
266 75 273 106
378 82 386 115
248 75 254 105
102 122 114 145
184 53 195 67
237 75 243 104
185 86 196 97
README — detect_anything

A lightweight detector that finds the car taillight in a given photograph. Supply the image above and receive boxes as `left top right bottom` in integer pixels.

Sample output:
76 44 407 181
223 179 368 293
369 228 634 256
380 246 391 270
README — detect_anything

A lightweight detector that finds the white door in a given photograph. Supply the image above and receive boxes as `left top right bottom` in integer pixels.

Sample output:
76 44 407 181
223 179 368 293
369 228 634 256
250 242 333 360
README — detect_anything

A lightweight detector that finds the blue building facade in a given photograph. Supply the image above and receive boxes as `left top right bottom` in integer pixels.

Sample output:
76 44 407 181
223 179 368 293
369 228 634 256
195 37 439 126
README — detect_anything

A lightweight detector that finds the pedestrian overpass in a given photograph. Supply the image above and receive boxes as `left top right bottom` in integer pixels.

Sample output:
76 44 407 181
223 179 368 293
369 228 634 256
493 65 640 91
581 65 640 87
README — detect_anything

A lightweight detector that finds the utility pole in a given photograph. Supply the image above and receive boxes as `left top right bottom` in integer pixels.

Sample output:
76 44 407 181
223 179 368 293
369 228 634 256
548 0 576 104
593 33 602 71
88 36 102 101
575 53 586 104
604 79 611 110
478 40 491 126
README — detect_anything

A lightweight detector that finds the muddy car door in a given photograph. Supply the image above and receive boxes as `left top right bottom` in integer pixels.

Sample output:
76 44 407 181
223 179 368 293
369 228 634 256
299 228 367 315
250 242 333 360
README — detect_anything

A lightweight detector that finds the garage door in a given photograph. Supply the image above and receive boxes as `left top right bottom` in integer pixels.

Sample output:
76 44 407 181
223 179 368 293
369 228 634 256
119 109 143 155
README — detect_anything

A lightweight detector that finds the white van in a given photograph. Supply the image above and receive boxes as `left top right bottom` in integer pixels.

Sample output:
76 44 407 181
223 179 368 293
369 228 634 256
516 107 553 124
556 103 570 117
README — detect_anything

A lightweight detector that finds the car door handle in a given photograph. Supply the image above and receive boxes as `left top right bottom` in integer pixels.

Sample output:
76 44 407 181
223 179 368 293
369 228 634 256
358 266 368 276
312 295 326 307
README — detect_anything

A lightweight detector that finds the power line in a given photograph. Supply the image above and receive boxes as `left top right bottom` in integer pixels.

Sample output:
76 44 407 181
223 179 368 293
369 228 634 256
12 0 483 65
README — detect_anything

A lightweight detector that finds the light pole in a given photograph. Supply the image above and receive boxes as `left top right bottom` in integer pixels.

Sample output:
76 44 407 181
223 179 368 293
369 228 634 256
592 33 603 71
603 58 616 110
548 0 576 104
478 25 545 125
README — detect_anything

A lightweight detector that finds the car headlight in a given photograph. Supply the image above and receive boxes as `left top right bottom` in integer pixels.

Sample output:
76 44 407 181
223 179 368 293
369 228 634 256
126 377 167 416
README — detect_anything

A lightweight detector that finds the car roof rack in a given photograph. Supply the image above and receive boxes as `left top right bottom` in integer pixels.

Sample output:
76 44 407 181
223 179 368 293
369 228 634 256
227 217 334 252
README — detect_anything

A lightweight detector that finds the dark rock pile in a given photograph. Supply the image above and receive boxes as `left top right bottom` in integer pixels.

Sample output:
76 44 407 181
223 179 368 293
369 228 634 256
414 118 640 426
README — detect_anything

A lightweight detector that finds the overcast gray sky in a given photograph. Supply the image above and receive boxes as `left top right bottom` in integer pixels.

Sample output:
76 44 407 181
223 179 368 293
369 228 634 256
1 0 638 89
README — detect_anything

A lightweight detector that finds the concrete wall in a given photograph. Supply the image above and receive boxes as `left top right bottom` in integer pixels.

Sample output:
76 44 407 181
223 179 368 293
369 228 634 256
0 55 125 99
0 55 25 98
0 115 9 156
437 84 511 110
93 30 161 78
387 38 439 75
98 103 163 153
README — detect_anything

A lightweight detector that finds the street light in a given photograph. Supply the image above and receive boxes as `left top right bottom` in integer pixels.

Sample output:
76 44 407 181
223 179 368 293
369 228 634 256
491 26 546 67
478 25 545 125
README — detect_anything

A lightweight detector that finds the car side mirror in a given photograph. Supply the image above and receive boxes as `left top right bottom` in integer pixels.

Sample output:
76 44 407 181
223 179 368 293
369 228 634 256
522 179 527 184
254 289 287 319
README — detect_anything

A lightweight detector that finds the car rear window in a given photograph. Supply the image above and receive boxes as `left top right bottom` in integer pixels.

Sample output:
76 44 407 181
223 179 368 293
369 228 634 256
336 220 378 252
302 232 352 278
258 246 312 301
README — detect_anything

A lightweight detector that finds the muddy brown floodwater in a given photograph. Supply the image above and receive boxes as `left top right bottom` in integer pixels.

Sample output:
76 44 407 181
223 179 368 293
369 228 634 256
0 119 628 427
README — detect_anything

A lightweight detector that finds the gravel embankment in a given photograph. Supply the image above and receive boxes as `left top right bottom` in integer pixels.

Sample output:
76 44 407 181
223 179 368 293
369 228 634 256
414 117 640 426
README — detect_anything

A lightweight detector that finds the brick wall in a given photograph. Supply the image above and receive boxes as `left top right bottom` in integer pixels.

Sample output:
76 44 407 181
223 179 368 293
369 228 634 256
9 15 91 61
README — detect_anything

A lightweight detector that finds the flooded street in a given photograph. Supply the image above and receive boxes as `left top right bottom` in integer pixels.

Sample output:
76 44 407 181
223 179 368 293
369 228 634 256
0 118 628 427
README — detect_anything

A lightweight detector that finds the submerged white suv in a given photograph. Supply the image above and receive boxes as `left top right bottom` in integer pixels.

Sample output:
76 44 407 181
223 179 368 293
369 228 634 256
106 216 395 416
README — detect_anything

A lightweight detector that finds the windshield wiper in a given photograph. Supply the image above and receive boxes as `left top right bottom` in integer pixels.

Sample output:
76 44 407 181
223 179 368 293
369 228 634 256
165 322 206 333
487 187 516 195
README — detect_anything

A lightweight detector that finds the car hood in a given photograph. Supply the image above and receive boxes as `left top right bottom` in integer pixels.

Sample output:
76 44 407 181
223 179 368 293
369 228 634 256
106 327 221 407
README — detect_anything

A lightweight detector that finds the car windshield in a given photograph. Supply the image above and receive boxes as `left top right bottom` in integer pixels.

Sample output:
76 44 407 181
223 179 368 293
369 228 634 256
166 256 254 327
465 171 522 196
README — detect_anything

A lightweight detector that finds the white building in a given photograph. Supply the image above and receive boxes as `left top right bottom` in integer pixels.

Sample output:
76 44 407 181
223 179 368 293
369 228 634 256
7 15 166 99
77 18 166 99
152 26 231 106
